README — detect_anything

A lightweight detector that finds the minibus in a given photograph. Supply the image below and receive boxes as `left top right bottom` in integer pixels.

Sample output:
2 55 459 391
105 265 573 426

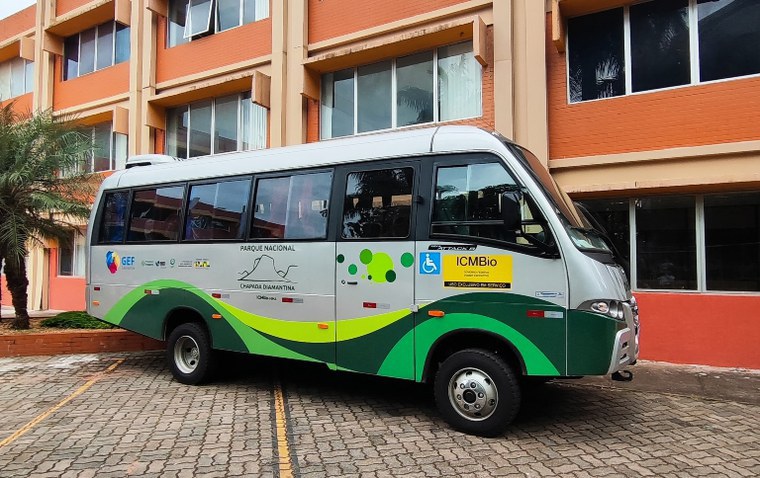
87 126 638 436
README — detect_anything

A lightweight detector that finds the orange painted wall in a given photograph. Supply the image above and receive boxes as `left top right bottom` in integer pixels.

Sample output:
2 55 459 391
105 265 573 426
0 274 9 307
0 6 36 40
47 248 86 311
545 16 760 160
53 60 130 111
636 292 760 369
306 27 494 142
156 17 272 84
308 0 468 43
0 93 34 116
56 0 93 17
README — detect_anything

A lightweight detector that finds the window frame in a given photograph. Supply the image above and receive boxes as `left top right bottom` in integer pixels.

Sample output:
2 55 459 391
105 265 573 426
566 0 760 104
58 231 86 277
320 41 482 139
166 92 267 159
63 21 130 81
0 57 34 99
167 0 270 47
580 192 760 295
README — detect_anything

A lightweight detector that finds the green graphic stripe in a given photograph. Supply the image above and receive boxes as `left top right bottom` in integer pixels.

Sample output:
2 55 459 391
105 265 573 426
214 300 411 344
405 312 560 379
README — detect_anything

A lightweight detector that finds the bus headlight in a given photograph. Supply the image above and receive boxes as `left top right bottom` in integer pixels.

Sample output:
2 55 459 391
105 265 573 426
581 300 625 320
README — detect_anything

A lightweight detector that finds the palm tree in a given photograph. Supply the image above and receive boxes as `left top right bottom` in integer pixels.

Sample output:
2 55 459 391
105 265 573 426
0 104 94 329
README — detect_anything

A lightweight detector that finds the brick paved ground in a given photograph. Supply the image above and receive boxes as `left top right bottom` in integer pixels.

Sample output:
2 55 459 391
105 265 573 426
0 351 757 477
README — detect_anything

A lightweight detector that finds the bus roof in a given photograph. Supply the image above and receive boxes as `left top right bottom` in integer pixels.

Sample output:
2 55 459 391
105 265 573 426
106 126 510 189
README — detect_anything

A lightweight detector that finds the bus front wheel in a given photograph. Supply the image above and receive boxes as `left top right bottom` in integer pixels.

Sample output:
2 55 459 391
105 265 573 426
166 323 215 385
434 349 521 437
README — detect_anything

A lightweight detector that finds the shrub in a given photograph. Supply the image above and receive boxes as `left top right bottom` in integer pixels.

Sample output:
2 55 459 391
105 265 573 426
41 311 114 330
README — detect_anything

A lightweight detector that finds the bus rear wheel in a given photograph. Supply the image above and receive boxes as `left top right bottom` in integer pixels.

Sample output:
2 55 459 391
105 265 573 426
434 349 521 437
167 323 215 385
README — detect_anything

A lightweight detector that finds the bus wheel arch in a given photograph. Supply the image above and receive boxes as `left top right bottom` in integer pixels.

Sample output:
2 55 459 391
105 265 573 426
422 330 526 384
163 307 208 341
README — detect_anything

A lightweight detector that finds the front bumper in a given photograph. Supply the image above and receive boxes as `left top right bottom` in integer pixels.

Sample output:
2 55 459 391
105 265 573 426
607 299 640 374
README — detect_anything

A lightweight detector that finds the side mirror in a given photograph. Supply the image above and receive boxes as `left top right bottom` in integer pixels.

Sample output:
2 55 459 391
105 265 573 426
501 190 522 231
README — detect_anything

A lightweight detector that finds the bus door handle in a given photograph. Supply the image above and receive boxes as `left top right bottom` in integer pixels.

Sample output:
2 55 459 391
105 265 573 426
345 281 358 285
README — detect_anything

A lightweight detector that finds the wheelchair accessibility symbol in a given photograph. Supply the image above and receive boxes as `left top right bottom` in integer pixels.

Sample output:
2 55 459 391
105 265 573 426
419 252 441 275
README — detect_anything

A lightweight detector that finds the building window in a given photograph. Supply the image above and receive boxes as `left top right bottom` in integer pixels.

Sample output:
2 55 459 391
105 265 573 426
64 22 130 80
704 192 760 291
168 0 270 47
59 232 86 277
79 123 127 173
568 0 760 102
166 92 267 159
577 198 631 266
0 57 34 100
320 41 482 139
579 191 760 293
636 196 697 290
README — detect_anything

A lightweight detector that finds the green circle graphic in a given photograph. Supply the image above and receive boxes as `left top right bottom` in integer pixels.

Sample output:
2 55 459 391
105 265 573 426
386 270 397 283
348 264 357 275
360 249 373 264
366 252 394 283
400 252 414 268
336 254 345 263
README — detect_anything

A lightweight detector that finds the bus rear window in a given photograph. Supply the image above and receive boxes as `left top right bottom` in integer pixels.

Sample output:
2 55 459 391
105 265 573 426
97 191 129 244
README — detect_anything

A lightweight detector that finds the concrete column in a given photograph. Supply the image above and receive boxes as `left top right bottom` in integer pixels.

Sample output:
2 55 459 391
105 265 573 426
492 0 514 140
511 0 549 165
284 0 307 146
33 0 56 113
128 0 146 156
269 0 288 147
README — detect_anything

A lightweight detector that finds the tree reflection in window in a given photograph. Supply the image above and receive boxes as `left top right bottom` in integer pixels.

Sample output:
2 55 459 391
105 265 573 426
342 168 414 239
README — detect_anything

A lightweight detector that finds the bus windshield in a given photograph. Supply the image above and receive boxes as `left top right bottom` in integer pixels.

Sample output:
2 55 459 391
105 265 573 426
505 143 611 254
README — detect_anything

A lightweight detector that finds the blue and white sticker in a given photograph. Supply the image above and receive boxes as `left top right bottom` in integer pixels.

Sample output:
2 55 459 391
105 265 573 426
419 252 441 275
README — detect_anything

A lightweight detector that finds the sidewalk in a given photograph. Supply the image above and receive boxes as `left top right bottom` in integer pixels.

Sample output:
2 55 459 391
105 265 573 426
0 305 64 319
577 360 760 405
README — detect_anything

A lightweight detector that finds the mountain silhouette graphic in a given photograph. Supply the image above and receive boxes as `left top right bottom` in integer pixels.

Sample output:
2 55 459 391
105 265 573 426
238 254 297 283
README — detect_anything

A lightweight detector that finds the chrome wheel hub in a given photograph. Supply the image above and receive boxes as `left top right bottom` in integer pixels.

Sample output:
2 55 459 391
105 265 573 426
448 367 498 421
174 336 200 374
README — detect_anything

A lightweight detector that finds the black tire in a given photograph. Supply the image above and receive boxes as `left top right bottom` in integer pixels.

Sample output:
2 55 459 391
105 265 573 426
434 349 521 437
166 322 215 385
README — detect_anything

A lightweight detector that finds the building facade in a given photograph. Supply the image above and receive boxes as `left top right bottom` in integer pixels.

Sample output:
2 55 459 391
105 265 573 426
0 0 758 368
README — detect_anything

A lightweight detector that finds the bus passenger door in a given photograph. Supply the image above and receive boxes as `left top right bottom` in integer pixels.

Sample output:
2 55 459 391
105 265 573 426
415 156 568 377
335 163 418 380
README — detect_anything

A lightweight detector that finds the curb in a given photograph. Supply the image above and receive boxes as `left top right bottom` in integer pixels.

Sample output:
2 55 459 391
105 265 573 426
0 329 164 358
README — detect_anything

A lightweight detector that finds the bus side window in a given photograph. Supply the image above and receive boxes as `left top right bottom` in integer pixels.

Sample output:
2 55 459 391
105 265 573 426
342 168 414 239
185 178 251 241
127 186 184 242
251 171 332 240
97 191 129 244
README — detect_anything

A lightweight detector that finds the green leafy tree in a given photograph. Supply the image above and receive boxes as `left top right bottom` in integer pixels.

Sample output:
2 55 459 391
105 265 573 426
0 104 94 329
